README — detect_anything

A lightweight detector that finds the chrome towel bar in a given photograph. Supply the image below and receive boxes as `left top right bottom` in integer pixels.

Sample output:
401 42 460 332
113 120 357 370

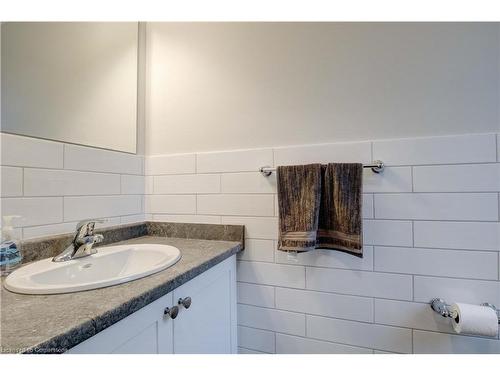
259 160 385 177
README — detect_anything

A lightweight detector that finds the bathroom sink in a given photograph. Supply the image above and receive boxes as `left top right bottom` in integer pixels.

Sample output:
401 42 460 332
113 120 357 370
4 244 181 295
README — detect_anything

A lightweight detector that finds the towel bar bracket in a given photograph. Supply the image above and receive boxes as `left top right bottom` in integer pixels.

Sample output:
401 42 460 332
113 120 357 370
259 160 385 177
430 298 454 318
259 166 273 177
369 160 385 174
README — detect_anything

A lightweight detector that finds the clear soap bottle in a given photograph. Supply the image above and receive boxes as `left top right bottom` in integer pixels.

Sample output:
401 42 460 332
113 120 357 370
0 215 22 276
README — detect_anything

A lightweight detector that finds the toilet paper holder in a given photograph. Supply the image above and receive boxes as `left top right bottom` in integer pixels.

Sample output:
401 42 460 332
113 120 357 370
430 298 500 324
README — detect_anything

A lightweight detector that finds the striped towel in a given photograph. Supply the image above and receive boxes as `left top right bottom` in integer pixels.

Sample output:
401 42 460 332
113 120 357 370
277 164 322 252
277 163 363 257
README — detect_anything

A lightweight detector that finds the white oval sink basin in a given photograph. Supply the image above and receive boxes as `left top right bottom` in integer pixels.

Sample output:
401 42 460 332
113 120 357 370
4 244 181 295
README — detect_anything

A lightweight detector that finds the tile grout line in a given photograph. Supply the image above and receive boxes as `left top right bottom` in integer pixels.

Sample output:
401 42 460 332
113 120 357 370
411 166 414 192
495 134 499 163
412 275 415 302
372 242 376 271
411 220 415 247
372 297 376 323
304 314 307 338
62 144 66 169
411 329 414 354
371 193 375 219
62 195 65 224
21 167 25 196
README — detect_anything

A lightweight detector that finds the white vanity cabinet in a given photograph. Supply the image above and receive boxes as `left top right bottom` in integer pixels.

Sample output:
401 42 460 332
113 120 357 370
173 255 237 354
67 255 237 354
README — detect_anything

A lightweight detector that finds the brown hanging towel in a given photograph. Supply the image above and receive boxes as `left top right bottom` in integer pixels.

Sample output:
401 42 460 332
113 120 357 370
277 164 322 252
316 163 363 257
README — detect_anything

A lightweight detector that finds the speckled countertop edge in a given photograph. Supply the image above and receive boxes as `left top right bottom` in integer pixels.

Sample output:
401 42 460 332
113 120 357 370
1 224 244 354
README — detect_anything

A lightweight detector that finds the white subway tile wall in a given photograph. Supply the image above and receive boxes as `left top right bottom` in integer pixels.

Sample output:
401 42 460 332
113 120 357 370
238 304 306 336
237 282 276 308
413 221 500 251
374 193 498 221
413 330 500 354
1 133 64 168
0 166 23 197
0 133 145 238
273 141 371 165
24 169 121 196
306 267 413 300
238 326 275 353
372 134 497 166
63 195 142 222
275 334 373 354
154 174 220 194
2 132 499 354
145 194 196 214
274 245 374 271
145 153 196 175
275 287 374 322
151 214 221 224
237 239 275 262
144 132 500 354
196 148 273 174
412 164 500 192
374 246 498 280
237 347 268 354
306 315 413 353
64 144 143 175
197 194 275 216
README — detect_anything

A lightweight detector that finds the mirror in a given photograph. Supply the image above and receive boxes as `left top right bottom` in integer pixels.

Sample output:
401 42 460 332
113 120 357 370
1 22 138 153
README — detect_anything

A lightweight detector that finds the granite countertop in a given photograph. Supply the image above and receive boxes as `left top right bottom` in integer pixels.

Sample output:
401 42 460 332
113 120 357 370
0 234 243 354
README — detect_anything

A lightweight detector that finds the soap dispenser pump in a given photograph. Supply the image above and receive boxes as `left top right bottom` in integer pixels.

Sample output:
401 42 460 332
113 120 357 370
0 215 22 276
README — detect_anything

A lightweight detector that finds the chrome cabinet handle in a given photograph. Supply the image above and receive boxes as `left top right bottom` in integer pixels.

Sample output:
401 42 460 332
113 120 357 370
164 305 179 319
178 297 192 309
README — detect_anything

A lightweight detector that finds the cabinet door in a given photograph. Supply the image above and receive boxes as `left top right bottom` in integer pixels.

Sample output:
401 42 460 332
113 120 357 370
67 292 174 354
173 256 237 354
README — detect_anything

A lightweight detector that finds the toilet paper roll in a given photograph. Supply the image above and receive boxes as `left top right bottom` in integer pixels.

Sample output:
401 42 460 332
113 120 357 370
450 303 498 337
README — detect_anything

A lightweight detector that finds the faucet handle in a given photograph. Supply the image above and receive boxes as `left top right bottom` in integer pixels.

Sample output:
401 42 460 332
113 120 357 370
75 219 105 237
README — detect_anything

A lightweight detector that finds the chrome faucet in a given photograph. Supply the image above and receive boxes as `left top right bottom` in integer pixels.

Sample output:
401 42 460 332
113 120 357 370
52 219 105 262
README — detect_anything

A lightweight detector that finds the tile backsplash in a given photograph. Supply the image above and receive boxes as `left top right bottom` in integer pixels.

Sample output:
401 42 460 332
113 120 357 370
1 131 499 354
0 133 147 239
144 132 500 354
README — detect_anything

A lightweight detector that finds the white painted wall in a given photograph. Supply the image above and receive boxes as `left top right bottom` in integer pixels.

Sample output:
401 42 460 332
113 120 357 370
146 22 500 154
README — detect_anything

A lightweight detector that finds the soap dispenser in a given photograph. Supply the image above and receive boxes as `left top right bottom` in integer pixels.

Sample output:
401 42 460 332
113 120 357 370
0 215 22 276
